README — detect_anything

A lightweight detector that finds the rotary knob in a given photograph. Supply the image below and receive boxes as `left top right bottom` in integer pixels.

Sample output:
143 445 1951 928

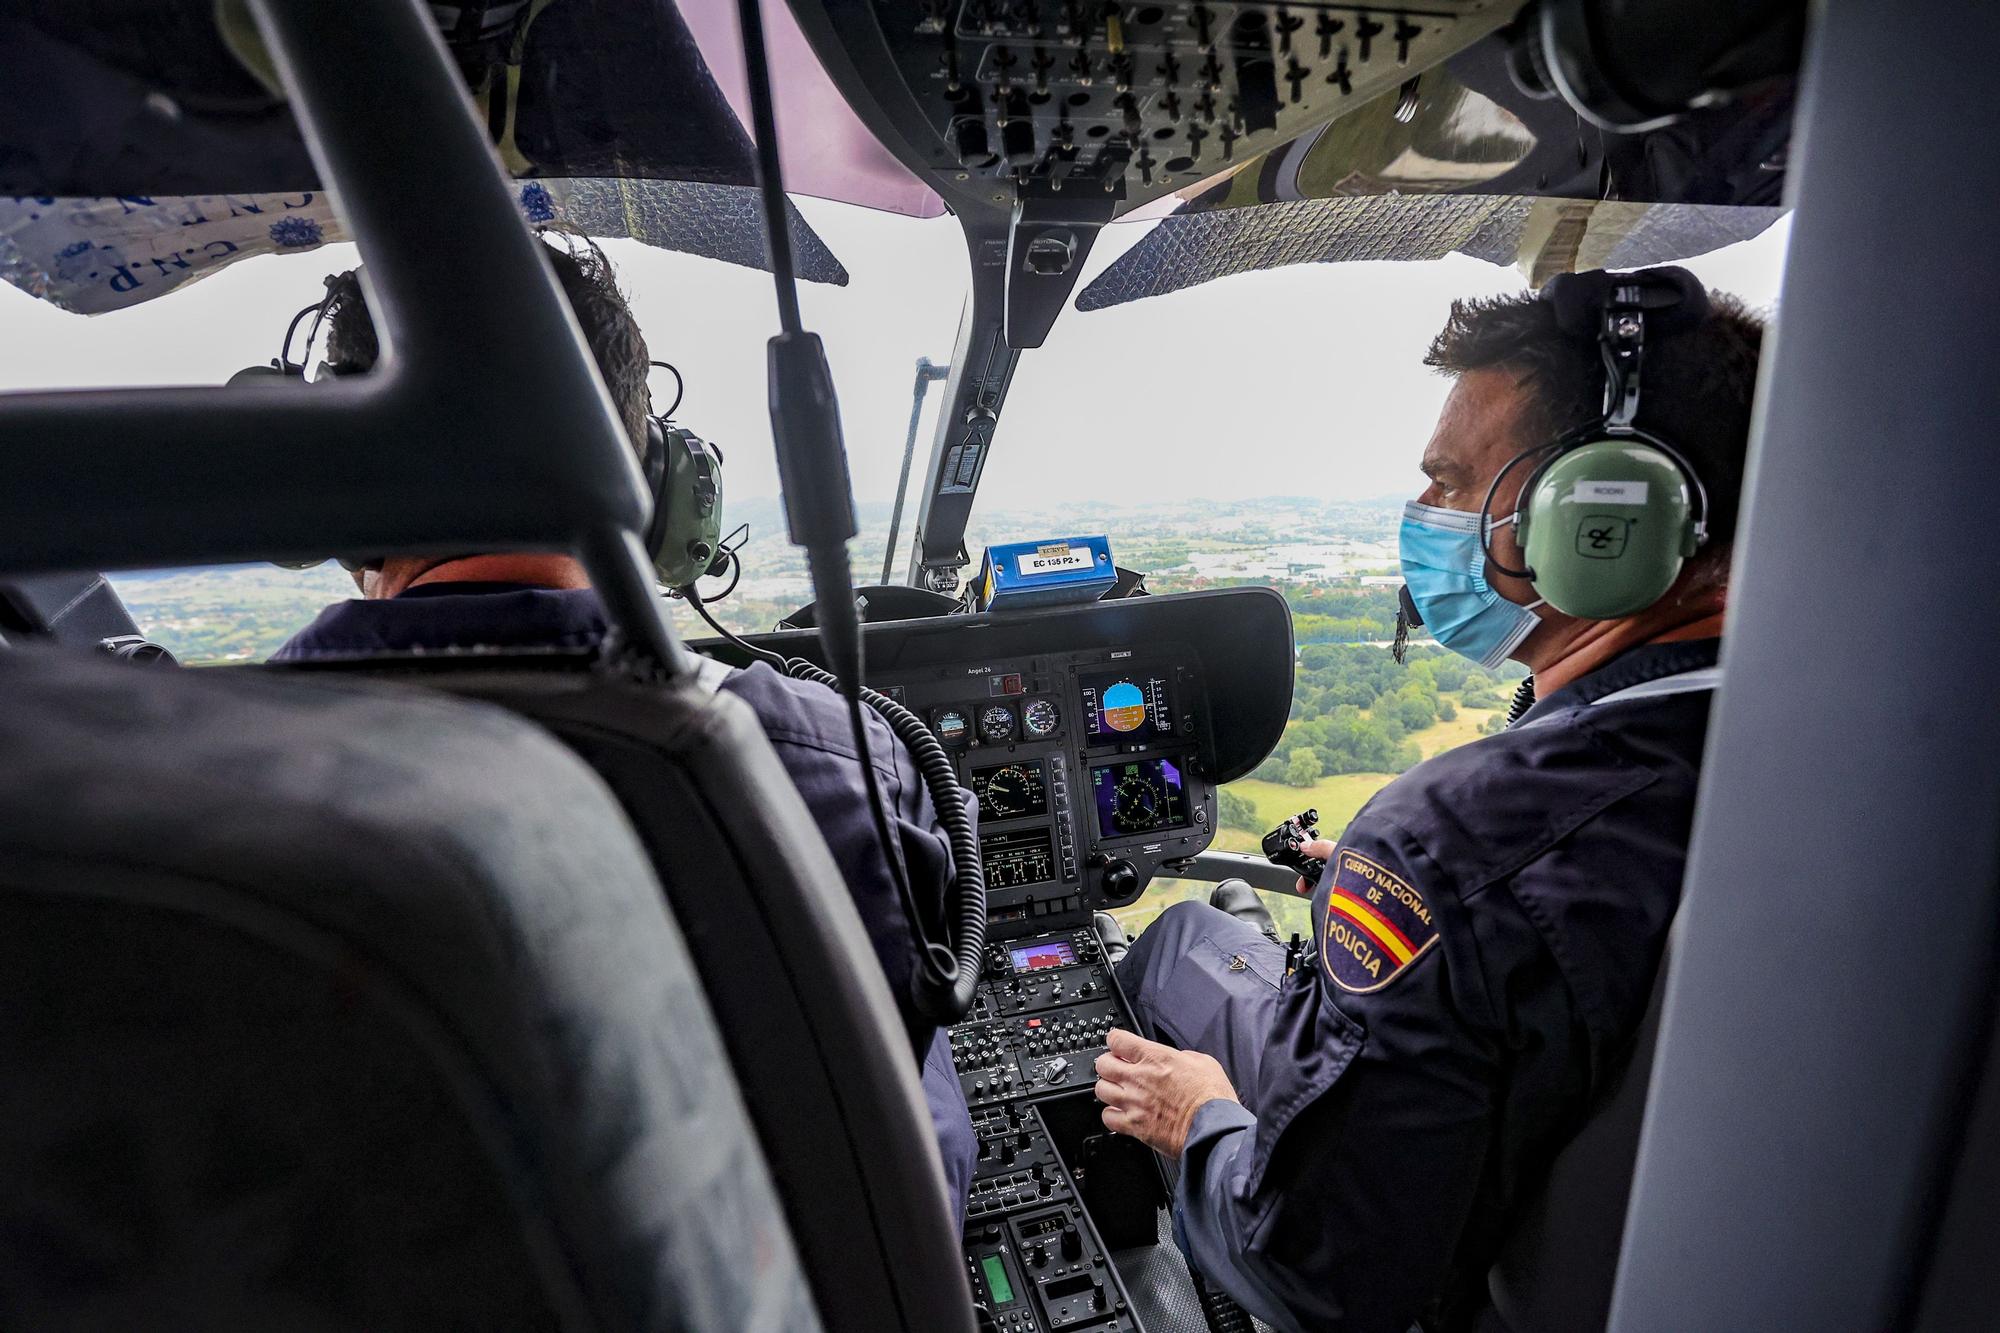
1098 857 1138 898
1045 1057 1071 1085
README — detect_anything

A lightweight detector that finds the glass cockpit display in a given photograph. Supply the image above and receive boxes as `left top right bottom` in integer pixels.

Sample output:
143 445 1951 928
980 827 1058 888
1078 668 1175 744
1090 757 1190 838
969 760 1051 821
1008 939 1077 971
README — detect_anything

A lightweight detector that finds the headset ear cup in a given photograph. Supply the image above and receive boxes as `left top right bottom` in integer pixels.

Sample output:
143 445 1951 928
641 418 672 567
1520 437 1694 619
643 423 726 588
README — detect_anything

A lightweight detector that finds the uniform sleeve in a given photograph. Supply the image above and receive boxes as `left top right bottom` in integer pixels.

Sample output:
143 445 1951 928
1173 815 1566 1333
721 668 980 1221
722 665 962 1012
923 1028 977 1227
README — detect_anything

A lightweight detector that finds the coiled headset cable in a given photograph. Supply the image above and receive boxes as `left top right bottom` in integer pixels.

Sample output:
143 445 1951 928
723 0 985 1037
682 574 986 1044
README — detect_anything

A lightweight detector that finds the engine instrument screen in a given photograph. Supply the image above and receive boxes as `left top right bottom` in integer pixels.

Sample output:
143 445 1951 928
1008 939 1078 971
981 827 1058 888
980 1254 1015 1305
1090 756 1190 838
970 760 1050 821
1078 668 1176 744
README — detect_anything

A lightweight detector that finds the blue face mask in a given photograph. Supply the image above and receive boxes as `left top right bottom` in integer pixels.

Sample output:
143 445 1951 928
1398 501 1545 669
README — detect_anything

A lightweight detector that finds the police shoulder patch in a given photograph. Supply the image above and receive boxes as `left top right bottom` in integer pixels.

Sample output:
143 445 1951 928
1320 848 1439 994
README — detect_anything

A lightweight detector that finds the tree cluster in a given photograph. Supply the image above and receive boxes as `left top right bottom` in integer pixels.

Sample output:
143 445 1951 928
1250 643 1523 784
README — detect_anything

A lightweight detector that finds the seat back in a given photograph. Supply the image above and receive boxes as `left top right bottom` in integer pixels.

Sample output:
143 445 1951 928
268 657 978 1333
0 647 814 1331
1482 941 1672 1332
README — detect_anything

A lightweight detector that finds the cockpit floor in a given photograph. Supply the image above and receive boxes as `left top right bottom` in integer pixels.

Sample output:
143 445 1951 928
1112 1211 1276 1333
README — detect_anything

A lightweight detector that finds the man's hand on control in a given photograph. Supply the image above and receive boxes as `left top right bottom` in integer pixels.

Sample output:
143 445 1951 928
1095 1027 1239 1158
1297 837 1338 894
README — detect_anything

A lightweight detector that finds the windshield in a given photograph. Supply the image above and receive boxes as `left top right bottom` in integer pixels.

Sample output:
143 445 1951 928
2 196 1789 943
0 196 966 654
963 217 1790 940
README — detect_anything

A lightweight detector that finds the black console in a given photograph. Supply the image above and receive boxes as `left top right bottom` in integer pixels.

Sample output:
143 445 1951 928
880 641 1219 926
698 591 1298 1332
964 1102 1143 1333
954 927 1121 1106
850 603 1271 1332
951 924 1161 1331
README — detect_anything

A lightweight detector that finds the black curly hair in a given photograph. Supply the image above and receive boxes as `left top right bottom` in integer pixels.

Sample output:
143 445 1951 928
1424 284 1766 553
320 238 653 456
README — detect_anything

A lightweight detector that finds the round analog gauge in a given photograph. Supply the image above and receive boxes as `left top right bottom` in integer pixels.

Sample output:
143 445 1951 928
979 703 1017 744
1022 697 1061 739
933 708 970 746
982 765 1037 818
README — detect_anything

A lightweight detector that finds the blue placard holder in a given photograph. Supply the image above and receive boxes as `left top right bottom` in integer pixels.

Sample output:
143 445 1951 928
976 535 1118 612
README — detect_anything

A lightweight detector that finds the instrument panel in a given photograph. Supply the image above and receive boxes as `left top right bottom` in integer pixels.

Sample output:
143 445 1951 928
707 592 1296 1333
856 0 1511 212
953 925 1156 1331
880 640 1218 933
964 1103 1143 1332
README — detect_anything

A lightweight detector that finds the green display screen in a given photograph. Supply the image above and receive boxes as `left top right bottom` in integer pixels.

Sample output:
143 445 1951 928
981 1254 1015 1305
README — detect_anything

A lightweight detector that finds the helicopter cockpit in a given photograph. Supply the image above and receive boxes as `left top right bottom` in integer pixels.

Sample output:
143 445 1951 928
3 0 1997 1330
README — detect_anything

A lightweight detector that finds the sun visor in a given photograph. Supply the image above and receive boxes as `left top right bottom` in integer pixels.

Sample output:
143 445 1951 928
0 1 770 194
1076 197 1785 311
0 0 940 215
0 180 846 316
0 0 883 312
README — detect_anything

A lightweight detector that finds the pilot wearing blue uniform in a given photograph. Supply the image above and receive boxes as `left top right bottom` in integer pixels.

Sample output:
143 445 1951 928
1095 269 1765 1332
268 243 977 1224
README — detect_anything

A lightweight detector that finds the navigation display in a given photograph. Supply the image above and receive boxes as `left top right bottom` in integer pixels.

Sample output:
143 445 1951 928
1078 667 1175 744
1090 756 1191 838
970 760 1050 821
1008 939 1077 971
980 827 1058 888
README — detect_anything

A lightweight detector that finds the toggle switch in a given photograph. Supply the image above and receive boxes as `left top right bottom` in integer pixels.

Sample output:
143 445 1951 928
1315 12 1344 59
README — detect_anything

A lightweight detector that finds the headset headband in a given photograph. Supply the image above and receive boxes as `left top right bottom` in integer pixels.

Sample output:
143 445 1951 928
1477 267 1712 579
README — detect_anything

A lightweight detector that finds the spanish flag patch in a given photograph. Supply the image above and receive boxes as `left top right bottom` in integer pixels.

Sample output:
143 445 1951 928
1320 849 1438 993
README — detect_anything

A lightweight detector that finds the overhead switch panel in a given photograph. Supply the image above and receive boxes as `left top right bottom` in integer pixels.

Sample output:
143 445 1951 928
880 1 1517 211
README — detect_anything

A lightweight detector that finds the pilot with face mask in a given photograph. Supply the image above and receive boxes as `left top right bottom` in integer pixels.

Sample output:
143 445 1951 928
1093 269 1765 1333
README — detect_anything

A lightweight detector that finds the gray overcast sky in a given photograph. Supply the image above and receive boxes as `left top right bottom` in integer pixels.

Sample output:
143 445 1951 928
0 199 1789 517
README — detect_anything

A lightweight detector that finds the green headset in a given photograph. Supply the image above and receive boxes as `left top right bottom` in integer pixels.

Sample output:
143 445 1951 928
239 272 728 591
1477 265 1713 621
639 360 728 590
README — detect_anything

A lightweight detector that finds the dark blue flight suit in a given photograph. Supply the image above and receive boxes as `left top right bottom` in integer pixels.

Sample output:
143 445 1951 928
1119 639 1722 1333
272 583 978 1224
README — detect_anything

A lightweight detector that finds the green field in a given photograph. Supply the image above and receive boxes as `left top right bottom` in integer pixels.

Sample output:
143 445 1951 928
1106 702 1502 943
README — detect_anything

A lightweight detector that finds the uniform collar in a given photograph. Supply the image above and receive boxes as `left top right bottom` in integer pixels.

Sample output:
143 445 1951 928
392 580 550 600
1514 638 1722 728
269 583 606 661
